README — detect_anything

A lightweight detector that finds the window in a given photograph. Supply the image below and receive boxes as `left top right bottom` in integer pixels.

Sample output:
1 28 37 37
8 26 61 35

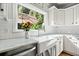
17 4 44 31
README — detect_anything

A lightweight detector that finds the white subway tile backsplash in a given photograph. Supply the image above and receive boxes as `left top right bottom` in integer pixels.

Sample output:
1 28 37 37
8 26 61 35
53 25 79 35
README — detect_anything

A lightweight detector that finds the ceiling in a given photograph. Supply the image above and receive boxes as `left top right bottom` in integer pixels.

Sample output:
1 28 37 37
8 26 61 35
31 3 78 11
49 3 78 9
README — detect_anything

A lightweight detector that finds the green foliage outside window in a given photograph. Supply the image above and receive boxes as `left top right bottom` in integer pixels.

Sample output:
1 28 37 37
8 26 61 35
18 5 44 30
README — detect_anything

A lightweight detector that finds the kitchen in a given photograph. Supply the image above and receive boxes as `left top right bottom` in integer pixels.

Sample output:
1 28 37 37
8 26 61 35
0 3 79 56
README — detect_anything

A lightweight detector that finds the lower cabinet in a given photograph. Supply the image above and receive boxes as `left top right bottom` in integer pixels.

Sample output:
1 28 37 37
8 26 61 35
38 36 63 56
56 36 63 56
38 46 56 56
56 41 60 56
51 46 56 56
63 36 78 56
47 46 56 56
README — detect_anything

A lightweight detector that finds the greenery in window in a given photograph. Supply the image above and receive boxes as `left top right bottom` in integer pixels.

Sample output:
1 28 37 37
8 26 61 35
18 5 44 31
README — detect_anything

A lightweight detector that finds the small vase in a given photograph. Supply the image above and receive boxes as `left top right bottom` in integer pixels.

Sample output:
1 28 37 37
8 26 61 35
25 31 29 39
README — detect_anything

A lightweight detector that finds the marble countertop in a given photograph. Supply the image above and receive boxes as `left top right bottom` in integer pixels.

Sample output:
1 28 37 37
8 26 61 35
0 38 37 53
0 34 64 54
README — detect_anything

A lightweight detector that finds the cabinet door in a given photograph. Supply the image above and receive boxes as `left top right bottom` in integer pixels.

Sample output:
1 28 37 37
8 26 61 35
59 36 63 53
56 40 61 56
3 3 13 21
48 8 54 25
73 6 77 24
51 46 56 56
56 36 63 56
48 6 58 25
76 5 79 24
65 8 74 25
54 8 58 25
56 10 65 25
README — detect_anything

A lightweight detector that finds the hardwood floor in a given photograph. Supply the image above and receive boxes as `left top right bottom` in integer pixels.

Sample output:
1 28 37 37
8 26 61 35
59 52 72 56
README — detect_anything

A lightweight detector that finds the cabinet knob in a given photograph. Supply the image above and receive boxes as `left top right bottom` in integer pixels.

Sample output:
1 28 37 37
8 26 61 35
72 22 74 24
1 9 4 11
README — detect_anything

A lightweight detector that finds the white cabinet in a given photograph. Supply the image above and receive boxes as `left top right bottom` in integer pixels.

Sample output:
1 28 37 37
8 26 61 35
71 5 79 25
64 4 79 25
48 4 79 26
0 3 4 14
72 4 79 25
54 7 58 25
56 40 60 56
0 3 13 21
59 36 63 53
37 35 64 56
41 46 56 56
76 5 79 24
48 6 58 25
56 9 65 25
56 36 63 56
65 7 74 25
73 6 77 24
48 6 65 25
63 36 77 55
